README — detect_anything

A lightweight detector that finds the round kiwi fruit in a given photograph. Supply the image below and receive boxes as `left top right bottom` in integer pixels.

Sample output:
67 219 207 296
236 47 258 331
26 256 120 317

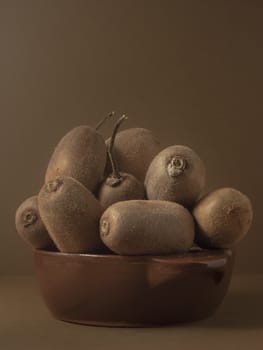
45 112 114 192
193 187 253 249
38 176 105 253
145 145 206 207
105 127 161 182
98 115 145 209
15 196 55 249
100 200 195 255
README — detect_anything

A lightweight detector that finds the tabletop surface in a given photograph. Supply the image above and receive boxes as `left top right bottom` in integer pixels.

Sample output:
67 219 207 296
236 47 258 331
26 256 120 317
0 274 262 350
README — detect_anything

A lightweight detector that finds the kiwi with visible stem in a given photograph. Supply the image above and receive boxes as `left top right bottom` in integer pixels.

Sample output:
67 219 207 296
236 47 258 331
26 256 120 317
98 115 145 210
100 200 195 255
45 112 114 192
145 145 206 207
193 187 253 249
15 196 55 249
38 176 105 253
104 127 161 182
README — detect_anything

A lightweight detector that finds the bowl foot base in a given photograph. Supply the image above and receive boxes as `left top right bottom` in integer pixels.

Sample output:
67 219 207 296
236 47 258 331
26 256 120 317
56 312 216 328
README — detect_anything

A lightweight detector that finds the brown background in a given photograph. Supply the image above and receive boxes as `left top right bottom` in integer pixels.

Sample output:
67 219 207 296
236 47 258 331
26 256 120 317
0 0 262 275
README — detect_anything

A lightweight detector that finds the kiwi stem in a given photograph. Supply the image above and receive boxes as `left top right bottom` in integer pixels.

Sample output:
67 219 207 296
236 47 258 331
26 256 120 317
108 114 128 182
95 111 115 131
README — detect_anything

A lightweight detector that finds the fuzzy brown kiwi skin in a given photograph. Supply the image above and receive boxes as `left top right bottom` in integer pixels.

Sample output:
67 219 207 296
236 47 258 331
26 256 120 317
100 200 195 255
98 172 145 210
145 145 206 208
45 125 107 192
15 196 55 249
38 176 106 253
104 128 161 182
193 187 253 249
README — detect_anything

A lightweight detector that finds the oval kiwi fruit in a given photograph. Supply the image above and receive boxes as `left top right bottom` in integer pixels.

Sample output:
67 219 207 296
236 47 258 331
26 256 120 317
15 196 54 249
45 112 114 192
98 115 145 209
38 176 104 253
105 127 161 182
145 145 206 207
100 200 195 255
193 187 253 249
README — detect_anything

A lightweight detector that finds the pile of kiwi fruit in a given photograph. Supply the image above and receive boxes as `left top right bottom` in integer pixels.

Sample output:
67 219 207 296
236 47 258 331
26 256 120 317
15 113 253 256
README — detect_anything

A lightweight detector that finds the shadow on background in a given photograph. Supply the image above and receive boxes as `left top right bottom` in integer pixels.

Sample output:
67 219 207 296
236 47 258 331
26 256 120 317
198 290 263 330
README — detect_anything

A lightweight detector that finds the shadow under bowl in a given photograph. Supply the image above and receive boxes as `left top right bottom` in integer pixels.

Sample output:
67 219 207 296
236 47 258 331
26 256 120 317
34 248 235 327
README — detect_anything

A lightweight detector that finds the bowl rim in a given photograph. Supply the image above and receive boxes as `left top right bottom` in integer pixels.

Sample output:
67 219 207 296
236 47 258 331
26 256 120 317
34 247 233 263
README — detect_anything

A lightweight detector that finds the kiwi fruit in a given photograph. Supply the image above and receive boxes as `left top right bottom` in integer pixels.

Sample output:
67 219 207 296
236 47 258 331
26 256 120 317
45 112 114 192
38 176 104 253
193 187 253 249
98 115 145 209
105 127 161 182
100 200 195 255
15 196 54 249
145 145 206 207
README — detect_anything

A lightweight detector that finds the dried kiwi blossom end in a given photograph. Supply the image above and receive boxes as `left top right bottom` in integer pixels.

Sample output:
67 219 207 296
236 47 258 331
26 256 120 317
23 210 37 227
101 220 110 237
46 178 64 193
167 157 187 178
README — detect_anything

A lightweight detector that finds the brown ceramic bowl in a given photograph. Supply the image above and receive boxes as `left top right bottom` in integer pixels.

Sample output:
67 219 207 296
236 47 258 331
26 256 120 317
34 248 235 327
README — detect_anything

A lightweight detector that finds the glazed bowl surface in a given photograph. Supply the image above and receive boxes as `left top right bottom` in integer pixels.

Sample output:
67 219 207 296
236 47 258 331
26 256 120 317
34 248 235 326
